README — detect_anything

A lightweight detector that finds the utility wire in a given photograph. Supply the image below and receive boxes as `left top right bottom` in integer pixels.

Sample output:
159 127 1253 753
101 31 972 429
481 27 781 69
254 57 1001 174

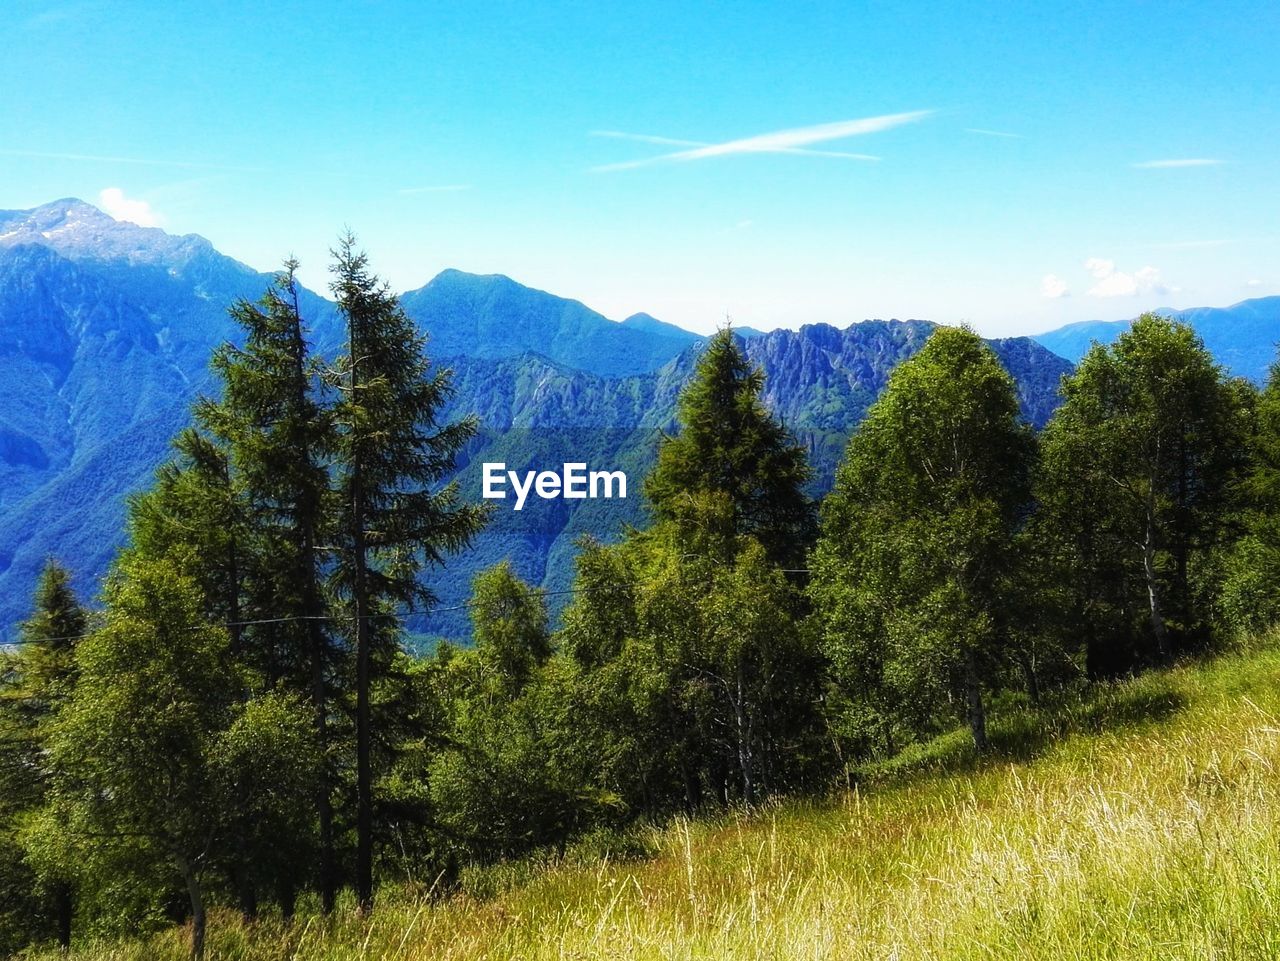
4 571 814 648
0 584 630 648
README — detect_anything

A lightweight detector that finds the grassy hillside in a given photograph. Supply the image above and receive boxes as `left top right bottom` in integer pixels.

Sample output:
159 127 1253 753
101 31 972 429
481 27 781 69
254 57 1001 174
45 636 1280 960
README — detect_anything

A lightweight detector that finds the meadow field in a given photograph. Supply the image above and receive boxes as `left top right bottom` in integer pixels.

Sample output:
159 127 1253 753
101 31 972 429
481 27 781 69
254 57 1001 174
44 633 1280 961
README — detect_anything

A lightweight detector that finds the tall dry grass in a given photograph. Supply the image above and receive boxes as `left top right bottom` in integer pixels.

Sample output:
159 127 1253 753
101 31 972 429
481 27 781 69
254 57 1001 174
42 636 1280 960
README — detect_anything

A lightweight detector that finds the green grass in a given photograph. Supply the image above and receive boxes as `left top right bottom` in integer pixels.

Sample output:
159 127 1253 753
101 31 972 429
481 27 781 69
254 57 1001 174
45 636 1280 960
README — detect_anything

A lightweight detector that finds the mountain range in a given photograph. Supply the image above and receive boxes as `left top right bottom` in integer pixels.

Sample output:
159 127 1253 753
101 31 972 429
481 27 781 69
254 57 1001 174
2 198 1273 641
1032 297 1280 383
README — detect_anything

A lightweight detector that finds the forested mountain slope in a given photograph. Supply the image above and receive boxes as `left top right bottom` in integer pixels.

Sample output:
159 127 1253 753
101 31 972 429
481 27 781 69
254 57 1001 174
0 199 1072 639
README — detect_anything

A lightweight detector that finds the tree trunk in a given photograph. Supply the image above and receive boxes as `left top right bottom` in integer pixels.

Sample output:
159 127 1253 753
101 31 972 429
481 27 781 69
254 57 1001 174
290 278 337 915
1142 495 1171 662
238 877 258 924
1017 649 1041 703
350 317 374 914
681 759 700 814
178 857 206 961
734 663 755 805
965 655 988 754
277 878 297 923
53 881 72 950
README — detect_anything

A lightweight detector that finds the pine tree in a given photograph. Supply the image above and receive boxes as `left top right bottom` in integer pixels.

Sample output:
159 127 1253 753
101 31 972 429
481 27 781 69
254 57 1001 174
645 328 814 566
328 235 488 910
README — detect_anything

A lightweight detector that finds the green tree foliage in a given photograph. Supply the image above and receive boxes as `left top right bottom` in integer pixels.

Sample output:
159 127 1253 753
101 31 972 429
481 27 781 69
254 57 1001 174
469 561 551 694
128 428 245 641
328 235 488 910
1220 358 1280 634
645 328 815 566
557 329 827 812
0 562 86 952
410 565 614 873
39 555 235 960
8 238 1278 960
210 692 321 921
1037 314 1249 672
559 508 825 812
196 261 341 911
810 327 1035 754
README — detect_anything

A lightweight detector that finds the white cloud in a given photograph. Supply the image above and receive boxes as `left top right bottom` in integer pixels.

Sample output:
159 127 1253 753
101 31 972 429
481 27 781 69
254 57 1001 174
1084 257 1115 280
1247 279 1264 288
965 128 1023 139
98 187 162 227
591 110 933 172
1083 257 1168 298
1131 158 1223 169
1040 274 1069 299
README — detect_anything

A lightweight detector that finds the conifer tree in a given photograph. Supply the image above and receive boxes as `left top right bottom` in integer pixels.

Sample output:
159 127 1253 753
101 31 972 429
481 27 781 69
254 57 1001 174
0 563 86 950
328 235 487 911
645 328 814 566
197 262 340 911
559 331 823 813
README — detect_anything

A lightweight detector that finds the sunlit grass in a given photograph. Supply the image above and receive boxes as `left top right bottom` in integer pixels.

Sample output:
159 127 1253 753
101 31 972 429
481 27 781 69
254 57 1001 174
46 634 1280 960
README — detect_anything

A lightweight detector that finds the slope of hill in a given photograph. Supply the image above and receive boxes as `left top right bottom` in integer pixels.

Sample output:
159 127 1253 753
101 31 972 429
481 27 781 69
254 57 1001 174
37 634 1280 960
399 270 698 377
1034 295 1280 382
0 199 1072 640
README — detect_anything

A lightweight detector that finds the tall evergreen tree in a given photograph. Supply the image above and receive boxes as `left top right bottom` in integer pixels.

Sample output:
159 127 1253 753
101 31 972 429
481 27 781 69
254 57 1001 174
197 262 340 911
559 335 827 810
810 327 1035 753
645 327 814 566
328 235 487 910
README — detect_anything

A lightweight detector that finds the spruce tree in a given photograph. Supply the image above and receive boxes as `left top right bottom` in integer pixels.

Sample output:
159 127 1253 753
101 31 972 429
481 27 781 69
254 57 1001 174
197 262 340 911
329 235 487 911
557 330 823 813
645 327 814 566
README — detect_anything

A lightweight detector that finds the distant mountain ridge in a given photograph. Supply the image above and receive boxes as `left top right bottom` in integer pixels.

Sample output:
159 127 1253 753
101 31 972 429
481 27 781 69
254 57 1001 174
1033 296 1280 383
0 199 1076 640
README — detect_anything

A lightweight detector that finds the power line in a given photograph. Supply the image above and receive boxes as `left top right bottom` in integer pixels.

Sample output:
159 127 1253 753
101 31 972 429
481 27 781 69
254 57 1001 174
4 571 814 648
0 585 607 648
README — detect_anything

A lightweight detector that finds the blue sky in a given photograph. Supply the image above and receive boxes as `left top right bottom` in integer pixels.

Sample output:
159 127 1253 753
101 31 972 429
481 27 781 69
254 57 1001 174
2 0 1277 336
